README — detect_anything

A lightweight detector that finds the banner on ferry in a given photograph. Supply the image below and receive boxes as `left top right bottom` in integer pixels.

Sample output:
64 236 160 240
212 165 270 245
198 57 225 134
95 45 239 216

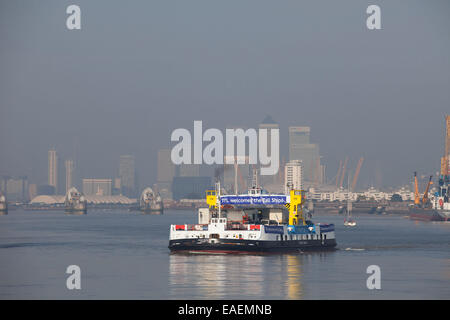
220 195 287 205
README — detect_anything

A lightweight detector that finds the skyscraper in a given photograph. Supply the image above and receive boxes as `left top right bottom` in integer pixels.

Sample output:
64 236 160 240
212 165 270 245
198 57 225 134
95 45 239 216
259 116 280 187
285 160 303 194
157 149 176 183
178 164 200 177
0 176 29 202
119 155 136 197
65 159 74 194
48 149 58 193
288 127 320 183
156 149 176 199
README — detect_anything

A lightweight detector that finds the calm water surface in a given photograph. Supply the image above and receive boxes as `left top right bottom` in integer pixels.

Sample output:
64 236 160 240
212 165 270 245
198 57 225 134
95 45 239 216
0 209 449 299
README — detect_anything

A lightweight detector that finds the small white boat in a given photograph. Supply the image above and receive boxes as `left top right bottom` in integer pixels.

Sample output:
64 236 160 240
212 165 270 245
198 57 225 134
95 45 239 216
344 174 356 227
344 219 356 227
0 192 7 215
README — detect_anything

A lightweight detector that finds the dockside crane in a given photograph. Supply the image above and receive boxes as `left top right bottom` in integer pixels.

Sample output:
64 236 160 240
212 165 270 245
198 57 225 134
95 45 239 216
351 157 364 191
422 175 433 205
414 172 421 206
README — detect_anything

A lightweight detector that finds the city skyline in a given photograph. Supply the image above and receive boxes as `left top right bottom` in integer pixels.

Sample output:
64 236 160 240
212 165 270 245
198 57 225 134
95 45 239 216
2 112 449 201
2 1 450 303
1 1 450 191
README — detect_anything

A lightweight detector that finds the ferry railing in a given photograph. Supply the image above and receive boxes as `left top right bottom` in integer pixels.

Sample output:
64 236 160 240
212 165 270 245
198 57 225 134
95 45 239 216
174 224 208 231
173 223 263 232
225 223 261 231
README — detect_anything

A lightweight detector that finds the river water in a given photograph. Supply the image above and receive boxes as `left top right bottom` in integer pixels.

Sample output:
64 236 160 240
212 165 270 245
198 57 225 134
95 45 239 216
0 209 449 299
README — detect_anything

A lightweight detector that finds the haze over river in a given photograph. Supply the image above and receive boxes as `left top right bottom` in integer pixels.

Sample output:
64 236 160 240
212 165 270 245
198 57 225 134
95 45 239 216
0 209 449 299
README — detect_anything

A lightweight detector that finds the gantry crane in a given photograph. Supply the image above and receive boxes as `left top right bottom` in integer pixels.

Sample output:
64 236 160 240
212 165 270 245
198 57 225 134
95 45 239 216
422 175 433 205
414 172 421 206
351 157 364 191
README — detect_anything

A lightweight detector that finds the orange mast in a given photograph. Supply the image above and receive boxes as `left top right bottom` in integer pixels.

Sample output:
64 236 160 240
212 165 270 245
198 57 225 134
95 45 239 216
414 172 421 206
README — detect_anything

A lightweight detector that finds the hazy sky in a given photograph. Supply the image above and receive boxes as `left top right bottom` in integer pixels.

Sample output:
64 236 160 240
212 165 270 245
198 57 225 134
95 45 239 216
1 0 449 189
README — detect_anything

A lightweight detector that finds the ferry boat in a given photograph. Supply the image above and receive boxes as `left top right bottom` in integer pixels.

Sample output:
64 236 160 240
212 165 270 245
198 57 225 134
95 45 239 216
0 192 7 215
64 187 87 215
168 183 337 253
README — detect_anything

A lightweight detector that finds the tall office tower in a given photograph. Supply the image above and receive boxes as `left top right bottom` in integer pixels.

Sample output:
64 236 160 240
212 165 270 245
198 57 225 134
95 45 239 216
178 164 200 177
65 159 74 194
157 149 176 180
259 116 280 186
285 160 303 194
119 155 136 197
1 176 29 202
28 183 37 201
157 149 176 190
288 127 320 183
48 149 58 194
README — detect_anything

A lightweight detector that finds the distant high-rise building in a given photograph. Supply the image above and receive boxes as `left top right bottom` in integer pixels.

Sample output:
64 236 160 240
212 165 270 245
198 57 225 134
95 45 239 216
157 149 176 182
48 149 58 193
172 176 212 201
289 127 320 182
0 176 29 202
178 164 200 177
119 155 136 197
156 149 176 199
259 116 280 186
65 159 74 194
285 160 303 194
82 178 112 196
28 183 37 200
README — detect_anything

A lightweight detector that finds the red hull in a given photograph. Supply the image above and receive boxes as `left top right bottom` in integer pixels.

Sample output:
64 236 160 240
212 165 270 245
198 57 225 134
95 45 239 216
409 213 444 222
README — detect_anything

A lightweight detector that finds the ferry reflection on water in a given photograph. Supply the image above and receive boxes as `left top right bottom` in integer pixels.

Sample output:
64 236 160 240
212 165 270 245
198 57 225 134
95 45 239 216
168 252 335 299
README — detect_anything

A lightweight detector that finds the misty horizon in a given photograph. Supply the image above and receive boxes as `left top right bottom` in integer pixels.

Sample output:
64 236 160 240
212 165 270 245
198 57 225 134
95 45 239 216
1 0 450 191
